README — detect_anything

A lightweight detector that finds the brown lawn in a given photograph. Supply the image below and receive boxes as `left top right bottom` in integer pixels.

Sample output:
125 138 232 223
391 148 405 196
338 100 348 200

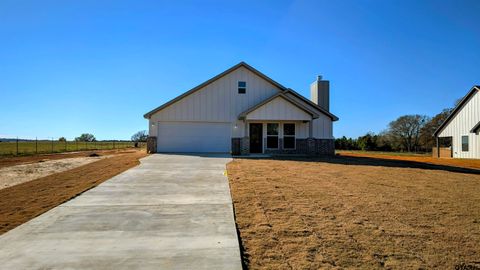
0 149 147 234
227 154 480 269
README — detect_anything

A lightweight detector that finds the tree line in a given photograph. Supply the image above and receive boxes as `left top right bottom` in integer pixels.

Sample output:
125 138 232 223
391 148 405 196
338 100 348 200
336 107 453 153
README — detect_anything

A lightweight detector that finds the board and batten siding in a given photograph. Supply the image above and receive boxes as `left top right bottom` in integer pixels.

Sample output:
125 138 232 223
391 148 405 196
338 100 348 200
438 90 480 159
246 96 312 121
285 92 333 139
148 65 334 140
149 66 282 137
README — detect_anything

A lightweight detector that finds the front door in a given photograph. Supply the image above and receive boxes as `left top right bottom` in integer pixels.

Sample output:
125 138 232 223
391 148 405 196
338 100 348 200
249 123 263 153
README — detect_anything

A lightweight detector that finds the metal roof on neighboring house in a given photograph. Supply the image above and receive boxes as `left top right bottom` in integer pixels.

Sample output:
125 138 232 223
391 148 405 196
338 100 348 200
434 85 480 137
143 61 339 121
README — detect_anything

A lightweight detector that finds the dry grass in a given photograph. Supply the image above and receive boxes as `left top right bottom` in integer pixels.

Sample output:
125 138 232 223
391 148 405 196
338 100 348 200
0 149 147 235
227 155 480 269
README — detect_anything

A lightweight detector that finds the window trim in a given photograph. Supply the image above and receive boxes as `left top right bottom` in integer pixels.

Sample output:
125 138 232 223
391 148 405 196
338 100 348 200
283 123 296 150
462 135 469 152
238 81 246 94
266 123 279 149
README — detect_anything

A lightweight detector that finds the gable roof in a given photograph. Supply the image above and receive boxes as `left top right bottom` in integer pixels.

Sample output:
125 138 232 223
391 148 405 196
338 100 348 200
434 85 480 137
143 61 339 121
238 92 319 119
471 121 480 134
143 62 287 118
284 88 339 121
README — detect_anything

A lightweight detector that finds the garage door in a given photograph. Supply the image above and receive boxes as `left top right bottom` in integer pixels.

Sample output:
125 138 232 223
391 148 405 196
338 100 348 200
157 122 231 153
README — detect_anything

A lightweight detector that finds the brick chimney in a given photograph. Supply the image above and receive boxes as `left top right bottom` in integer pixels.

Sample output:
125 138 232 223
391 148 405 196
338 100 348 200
310 75 329 111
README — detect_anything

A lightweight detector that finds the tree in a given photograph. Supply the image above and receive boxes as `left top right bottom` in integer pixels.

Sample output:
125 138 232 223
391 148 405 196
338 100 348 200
387 115 428 152
75 133 96 142
419 108 452 151
58 137 66 142
131 130 148 142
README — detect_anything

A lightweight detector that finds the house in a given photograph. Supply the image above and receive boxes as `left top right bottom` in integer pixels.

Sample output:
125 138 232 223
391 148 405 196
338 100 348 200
143 62 339 155
434 85 480 159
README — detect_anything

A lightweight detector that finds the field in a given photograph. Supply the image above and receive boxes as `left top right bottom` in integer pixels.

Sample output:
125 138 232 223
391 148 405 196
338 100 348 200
0 149 147 234
227 153 480 269
0 140 145 156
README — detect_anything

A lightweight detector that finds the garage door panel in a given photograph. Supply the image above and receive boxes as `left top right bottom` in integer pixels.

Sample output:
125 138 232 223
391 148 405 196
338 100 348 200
157 122 231 153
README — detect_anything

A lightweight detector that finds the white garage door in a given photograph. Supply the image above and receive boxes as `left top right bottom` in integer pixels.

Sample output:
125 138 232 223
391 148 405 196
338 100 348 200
157 122 231 153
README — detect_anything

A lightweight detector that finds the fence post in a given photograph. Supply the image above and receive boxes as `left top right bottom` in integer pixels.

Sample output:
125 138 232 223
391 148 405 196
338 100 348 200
16 137 18 155
76 140 78 151
51 137 54 153
65 140 67 152
35 137 38 154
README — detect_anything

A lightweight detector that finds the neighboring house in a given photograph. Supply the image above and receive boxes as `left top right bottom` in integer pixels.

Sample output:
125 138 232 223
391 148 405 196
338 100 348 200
144 62 339 155
434 85 480 159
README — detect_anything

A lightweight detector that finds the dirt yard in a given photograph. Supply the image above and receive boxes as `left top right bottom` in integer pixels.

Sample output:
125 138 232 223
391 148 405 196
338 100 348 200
0 149 147 234
227 154 480 269
0 155 111 190
0 149 137 169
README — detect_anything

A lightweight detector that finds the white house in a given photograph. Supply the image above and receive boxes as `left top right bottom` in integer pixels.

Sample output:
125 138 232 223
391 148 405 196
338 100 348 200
434 85 480 159
144 62 339 155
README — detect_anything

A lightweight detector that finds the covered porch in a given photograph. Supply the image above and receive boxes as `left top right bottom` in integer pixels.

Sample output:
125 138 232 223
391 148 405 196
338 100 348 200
231 93 333 155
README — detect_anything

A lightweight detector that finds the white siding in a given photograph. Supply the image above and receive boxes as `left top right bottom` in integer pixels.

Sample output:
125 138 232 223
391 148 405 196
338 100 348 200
285 92 333 139
438 90 480 159
149 66 282 137
246 96 312 121
148 66 335 142
312 115 333 139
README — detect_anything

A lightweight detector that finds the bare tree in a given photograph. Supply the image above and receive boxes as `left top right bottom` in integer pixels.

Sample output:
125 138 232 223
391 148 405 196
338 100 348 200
388 115 428 152
131 130 148 142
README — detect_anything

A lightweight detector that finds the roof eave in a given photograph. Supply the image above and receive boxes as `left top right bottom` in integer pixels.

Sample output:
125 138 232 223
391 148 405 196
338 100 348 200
285 89 339 121
143 62 288 118
434 85 480 137
238 93 319 120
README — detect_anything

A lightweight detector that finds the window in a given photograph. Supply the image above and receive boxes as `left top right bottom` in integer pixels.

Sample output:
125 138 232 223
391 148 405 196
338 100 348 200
267 123 279 149
238 81 246 94
462 135 469 152
283 123 295 149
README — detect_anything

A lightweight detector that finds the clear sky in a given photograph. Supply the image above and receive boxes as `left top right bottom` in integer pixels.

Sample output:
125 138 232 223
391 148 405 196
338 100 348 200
0 0 479 140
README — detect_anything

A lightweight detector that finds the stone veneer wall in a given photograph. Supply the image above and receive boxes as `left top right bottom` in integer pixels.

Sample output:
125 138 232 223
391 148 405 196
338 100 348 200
146 136 157 153
231 138 241 155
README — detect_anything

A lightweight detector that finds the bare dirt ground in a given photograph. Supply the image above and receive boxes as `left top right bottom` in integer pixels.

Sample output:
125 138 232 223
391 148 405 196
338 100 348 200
0 155 111 190
227 154 480 269
0 149 136 169
0 149 147 235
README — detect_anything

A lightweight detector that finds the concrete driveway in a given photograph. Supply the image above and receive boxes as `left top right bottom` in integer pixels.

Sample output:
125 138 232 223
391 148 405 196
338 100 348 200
0 154 242 270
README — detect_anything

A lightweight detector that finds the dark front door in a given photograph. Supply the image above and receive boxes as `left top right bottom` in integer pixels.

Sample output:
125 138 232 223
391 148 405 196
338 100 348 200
249 123 263 153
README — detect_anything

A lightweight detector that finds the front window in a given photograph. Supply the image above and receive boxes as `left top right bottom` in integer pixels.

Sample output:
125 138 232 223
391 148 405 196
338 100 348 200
267 123 279 149
462 135 469 151
283 123 295 149
238 81 246 94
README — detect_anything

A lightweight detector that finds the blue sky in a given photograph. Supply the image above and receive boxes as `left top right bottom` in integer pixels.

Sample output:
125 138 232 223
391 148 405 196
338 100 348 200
0 0 479 140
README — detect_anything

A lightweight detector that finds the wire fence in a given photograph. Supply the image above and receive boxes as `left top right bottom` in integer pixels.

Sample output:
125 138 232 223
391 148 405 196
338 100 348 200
0 138 146 156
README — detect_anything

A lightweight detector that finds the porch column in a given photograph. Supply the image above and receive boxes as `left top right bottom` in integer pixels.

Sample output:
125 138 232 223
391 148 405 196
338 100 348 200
436 136 439 158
